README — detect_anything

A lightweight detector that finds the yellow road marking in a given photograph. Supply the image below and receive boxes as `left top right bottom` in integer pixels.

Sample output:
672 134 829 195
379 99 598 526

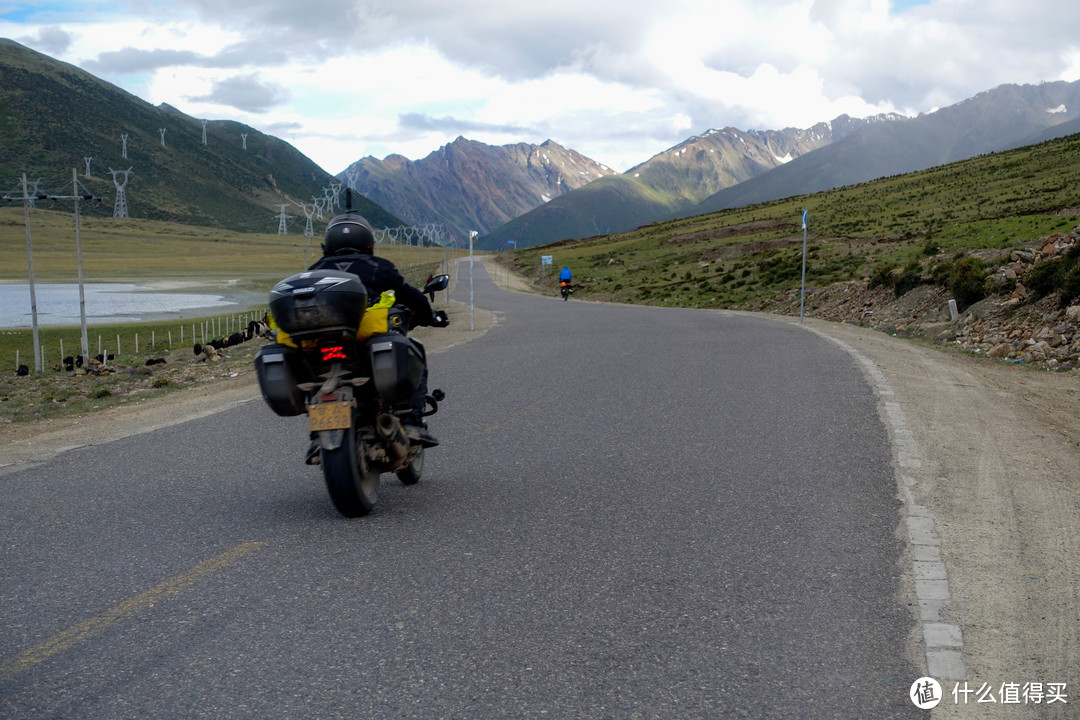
0 541 266 679
482 397 554 433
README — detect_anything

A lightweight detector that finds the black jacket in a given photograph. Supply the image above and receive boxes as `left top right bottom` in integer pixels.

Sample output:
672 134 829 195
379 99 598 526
309 253 436 326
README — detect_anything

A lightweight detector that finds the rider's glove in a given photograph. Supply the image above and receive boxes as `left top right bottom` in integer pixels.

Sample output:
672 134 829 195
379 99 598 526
431 310 450 327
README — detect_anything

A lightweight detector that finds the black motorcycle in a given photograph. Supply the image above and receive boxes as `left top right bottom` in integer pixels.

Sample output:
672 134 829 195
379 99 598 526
255 271 450 517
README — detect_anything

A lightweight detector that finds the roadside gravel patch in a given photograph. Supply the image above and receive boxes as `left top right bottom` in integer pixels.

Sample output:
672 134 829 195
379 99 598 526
780 315 1079 718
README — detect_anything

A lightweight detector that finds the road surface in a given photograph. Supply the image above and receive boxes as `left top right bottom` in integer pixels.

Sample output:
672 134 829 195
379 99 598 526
1 262 926 718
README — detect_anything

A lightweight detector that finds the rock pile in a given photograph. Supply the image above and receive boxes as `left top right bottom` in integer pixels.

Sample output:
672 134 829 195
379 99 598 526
762 226 1080 371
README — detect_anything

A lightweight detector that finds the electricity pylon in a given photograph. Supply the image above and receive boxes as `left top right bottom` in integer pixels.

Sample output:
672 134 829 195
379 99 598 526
108 167 133 218
275 204 292 235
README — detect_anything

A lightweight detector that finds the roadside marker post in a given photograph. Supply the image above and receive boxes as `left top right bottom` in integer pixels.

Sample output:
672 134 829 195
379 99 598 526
799 210 808 324
469 231 477 331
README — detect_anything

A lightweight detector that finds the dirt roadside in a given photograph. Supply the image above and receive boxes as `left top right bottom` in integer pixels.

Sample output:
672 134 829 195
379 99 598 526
2 259 1077 713
783 316 1080 717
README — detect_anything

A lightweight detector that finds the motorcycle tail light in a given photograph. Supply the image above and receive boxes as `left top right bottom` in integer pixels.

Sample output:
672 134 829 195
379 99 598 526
320 344 348 362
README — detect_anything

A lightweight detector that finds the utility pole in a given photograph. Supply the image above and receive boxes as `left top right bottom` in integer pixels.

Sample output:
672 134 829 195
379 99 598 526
84 157 92 177
73 169 90 366
120 133 129 159
109 167 133 218
48 169 94 364
241 133 248 150
158 128 166 148
201 119 208 145
21 174 41 371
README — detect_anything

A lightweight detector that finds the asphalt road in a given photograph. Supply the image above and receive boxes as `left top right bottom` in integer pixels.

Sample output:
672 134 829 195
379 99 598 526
1 263 922 718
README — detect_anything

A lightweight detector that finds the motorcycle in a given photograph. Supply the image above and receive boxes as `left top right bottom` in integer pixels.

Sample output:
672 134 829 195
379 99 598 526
254 271 450 517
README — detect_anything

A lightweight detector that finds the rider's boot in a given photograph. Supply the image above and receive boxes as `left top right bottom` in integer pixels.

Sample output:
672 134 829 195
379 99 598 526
402 413 439 448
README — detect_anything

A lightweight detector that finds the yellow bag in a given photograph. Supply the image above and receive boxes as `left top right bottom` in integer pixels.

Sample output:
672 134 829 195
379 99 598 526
357 290 396 340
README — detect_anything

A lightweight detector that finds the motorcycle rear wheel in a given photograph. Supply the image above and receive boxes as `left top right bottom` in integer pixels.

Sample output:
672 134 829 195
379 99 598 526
321 428 379 517
397 447 424 486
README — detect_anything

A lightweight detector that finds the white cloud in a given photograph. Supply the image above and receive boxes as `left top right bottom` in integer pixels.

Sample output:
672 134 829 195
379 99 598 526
3 0 1080 173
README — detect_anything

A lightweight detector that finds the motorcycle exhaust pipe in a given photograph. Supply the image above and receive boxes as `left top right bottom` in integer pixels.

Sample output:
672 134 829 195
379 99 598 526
376 413 409 463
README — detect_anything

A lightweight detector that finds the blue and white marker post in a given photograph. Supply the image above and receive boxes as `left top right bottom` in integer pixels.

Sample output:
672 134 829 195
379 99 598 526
799 210 808 323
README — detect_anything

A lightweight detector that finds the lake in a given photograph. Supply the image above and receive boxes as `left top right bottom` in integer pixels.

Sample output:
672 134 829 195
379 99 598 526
0 283 249 328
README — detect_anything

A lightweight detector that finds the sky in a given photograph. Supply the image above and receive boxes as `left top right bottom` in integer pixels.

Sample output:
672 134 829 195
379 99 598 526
3 0 1080 175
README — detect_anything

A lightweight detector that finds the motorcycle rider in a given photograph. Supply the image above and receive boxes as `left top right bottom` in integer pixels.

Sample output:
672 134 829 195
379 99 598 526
304 210 449 462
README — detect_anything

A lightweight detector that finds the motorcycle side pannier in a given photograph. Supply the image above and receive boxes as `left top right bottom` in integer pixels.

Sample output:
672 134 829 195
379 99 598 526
368 333 425 407
254 343 307 416
269 270 368 339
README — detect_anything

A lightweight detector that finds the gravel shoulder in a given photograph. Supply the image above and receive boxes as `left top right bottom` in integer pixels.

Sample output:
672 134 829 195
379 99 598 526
782 315 1080 717
3 261 1078 712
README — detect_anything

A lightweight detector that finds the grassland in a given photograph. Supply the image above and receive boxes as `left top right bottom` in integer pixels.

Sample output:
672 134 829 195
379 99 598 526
0 207 462 374
500 132 1080 310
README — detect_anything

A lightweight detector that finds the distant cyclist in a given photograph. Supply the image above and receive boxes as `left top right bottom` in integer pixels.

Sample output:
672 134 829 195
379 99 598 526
559 266 573 301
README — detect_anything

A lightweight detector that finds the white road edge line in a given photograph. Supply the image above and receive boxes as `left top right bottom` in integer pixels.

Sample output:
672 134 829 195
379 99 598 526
813 331 969 682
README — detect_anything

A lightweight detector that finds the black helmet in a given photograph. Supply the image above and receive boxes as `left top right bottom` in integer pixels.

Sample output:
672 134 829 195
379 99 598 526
323 212 375 256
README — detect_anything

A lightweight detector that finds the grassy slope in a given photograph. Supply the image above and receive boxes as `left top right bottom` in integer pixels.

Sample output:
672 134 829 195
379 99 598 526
499 132 1080 310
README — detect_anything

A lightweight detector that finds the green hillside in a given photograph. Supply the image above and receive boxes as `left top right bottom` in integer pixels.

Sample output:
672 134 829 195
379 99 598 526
498 131 1080 311
480 174 684 250
0 39 400 233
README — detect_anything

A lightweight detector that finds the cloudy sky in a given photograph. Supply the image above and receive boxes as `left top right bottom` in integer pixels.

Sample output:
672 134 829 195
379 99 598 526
3 0 1079 174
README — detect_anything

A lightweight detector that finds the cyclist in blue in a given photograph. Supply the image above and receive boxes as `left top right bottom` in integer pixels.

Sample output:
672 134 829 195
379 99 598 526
558 266 573 300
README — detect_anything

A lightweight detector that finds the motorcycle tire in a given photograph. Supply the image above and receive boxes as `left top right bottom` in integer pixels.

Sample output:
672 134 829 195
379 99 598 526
321 428 379 517
397 447 424 486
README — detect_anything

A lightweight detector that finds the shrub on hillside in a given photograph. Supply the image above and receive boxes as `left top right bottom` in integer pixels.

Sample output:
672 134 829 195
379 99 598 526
1061 264 1080 306
868 262 896 290
949 257 988 311
1025 257 1066 299
1026 244 1079 305
894 261 924 297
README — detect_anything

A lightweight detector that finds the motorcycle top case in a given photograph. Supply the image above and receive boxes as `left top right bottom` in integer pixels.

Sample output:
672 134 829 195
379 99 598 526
368 332 426 407
254 343 307 416
269 270 368 339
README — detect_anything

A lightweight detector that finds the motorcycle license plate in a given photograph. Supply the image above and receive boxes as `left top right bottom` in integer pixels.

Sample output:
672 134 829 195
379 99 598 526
308 401 352 432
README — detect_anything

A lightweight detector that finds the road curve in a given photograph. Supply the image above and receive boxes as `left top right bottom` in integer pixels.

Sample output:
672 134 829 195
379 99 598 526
0 261 922 718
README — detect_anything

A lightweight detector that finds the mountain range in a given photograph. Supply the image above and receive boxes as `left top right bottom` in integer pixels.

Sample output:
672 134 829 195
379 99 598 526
6 36 1080 253
341 81 1080 250
339 139 614 241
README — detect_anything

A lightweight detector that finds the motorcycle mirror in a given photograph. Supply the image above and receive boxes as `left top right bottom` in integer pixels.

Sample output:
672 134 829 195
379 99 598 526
424 274 450 293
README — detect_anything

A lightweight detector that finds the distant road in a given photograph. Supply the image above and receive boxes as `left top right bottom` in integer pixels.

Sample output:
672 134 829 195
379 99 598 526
0 261 921 718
